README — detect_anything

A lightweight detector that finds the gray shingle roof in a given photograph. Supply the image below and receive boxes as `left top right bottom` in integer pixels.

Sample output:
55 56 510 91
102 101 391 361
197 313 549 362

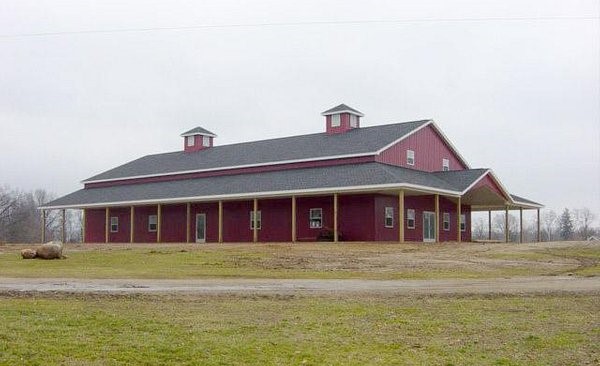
510 194 542 206
432 169 489 191
321 104 364 116
44 162 472 208
84 120 430 182
180 126 217 137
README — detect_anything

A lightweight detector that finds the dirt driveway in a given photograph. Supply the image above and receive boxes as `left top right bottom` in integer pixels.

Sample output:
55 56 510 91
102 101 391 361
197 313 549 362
1 276 598 296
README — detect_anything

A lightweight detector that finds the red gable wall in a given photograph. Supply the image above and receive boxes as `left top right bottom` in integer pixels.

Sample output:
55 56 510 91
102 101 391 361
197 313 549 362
470 173 509 200
376 125 467 172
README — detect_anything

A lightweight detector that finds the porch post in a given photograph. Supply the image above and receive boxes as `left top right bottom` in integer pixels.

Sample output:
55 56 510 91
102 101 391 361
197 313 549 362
398 190 405 243
253 199 258 243
218 201 223 243
185 203 191 243
505 206 509 243
291 196 297 243
41 209 46 243
61 209 66 243
519 208 523 243
456 197 461 243
537 208 541 242
333 193 339 243
157 204 162 243
488 210 492 240
130 206 135 243
434 194 440 242
105 207 109 243
81 209 86 243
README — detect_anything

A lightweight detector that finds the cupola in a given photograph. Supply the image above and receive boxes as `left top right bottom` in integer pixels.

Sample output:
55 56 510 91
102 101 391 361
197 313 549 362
181 126 217 152
321 104 364 134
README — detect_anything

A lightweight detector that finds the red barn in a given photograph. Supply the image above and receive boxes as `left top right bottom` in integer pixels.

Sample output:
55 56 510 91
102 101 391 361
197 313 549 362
41 104 542 243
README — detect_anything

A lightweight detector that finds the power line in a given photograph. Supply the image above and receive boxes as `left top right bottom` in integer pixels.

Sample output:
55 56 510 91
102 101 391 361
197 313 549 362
1 15 597 39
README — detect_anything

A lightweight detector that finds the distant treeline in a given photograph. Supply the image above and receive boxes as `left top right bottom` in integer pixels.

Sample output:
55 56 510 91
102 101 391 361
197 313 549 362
0 186 81 243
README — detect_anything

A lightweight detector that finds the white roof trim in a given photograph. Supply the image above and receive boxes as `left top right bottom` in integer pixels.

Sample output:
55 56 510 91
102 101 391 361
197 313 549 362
82 152 377 184
39 182 462 210
180 132 218 138
375 120 433 154
321 110 364 117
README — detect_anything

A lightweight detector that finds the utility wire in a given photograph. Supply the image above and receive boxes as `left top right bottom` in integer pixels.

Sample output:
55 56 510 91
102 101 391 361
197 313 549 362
0 15 598 39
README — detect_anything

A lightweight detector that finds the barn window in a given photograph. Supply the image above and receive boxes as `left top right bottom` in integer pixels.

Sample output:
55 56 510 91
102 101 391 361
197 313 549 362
460 214 467 232
407 209 416 229
443 212 450 231
350 114 358 128
110 217 119 233
309 208 323 229
148 215 158 232
443 159 450 171
187 135 195 147
407 150 415 166
202 135 210 147
331 114 341 127
384 207 394 228
250 210 262 230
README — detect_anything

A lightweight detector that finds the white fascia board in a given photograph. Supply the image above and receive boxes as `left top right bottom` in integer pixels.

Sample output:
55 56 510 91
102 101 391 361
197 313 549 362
38 183 462 210
375 120 433 154
180 132 218 138
427 121 471 169
321 110 365 117
460 169 513 203
81 152 377 184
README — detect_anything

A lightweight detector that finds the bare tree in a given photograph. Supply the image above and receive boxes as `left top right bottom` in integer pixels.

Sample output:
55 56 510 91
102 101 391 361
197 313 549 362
573 208 596 240
541 210 558 242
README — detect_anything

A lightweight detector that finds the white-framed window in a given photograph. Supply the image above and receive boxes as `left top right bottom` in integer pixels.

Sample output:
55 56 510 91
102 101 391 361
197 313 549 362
309 208 323 229
331 114 341 127
148 215 158 232
384 207 394 228
406 150 415 166
460 214 467 232
442 158 450 171
350 114 358 128
187 135 195 147
443 212 450 231
202 135 210 147
110 217 119 233
250 210 262 230
407 209 416 229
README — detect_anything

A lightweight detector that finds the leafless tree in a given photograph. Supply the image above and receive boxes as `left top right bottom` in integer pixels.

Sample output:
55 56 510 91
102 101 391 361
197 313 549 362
573 208 596 240
541 210 558 242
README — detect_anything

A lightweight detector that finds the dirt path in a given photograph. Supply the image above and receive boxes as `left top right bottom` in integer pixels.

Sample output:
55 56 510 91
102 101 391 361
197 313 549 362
0 276 598 296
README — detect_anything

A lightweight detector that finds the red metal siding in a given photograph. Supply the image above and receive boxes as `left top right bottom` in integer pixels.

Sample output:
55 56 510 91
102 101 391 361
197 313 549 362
108 207 130 243
376 125 467 172
84 208 105 243
258 198 293 242
296 196 333 241
470 173 509 200
85 156 375 189
133 205 157 243
339 194 375 241
184 135 213 153
222 201 253 242
326 113 360 134
160 204 186 242
374 195 398 241
190 202 219 243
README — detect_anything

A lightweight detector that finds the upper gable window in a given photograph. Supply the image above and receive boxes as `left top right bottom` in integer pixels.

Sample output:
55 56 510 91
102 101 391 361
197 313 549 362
442 158 450 171
331 114 341 127
187 136 195 147
406 150 415 166
350 114 358 128
202 135 210 147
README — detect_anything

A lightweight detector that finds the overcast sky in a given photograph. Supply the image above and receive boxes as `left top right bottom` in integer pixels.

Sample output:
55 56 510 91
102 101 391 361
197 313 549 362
1 0 598 216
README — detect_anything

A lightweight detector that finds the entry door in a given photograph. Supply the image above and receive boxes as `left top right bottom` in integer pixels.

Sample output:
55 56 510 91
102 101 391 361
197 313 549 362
423 211 436 242
196 213 206 243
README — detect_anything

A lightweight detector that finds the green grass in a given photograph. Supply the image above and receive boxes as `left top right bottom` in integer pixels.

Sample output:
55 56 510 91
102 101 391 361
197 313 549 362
1 242 598 280
0 294 598 365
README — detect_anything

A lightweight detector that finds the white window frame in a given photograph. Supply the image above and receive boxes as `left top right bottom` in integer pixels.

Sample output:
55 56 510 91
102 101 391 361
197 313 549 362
442 158 450 171
202 135 210 147
331 114 341 127
148 215 158 232
460 214 467 232
406 209 416 229
187 135 195 147
406 150 415 166
110 216 119 233
384 207 394 228
443 212 450 231
250 210 262 230
309 208 323 229
349 114 358 128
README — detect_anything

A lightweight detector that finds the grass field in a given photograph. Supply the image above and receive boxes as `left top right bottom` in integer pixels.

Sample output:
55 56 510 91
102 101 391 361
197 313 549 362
0 293 597 365
0 241 598 280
